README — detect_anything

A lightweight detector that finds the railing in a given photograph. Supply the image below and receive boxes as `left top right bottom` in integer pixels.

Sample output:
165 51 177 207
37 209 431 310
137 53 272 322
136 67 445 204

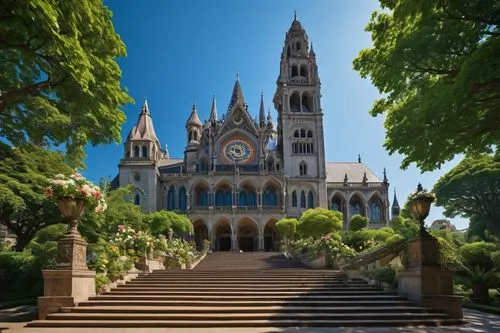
339 239 406 269
189 205 280 212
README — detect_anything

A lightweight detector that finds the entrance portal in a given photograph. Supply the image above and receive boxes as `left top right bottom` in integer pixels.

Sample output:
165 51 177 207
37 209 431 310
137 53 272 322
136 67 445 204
237 220 258 252
215 224 231 251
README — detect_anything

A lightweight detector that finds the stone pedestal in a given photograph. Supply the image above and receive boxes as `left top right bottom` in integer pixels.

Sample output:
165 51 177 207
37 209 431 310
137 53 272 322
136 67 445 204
38 231 96 319
398 231 462 319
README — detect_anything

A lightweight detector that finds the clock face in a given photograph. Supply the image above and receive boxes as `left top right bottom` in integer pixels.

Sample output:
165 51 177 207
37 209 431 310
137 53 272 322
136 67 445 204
223 138 254 163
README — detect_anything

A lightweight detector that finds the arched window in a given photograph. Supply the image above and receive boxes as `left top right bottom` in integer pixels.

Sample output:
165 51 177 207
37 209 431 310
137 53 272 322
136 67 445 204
167 186 175 210
193 131 198 141
198 191 208 207
134 193 140 206
307 191 314 208
239 191 247 207
302 93 312 112
287 46 291 57
292 191 297 207
300 64 308 78
188 132 192 142
290 92 300 112
331 196 342 211
263 188 277 207
294 130 300 137
178 186 187 211
369 198 383 222
126 151 130 158
267 158 274 171
142 146 148 158
224 191 231 206
299 162 307 176
350 195 365 217
296 42 301 52
248 191 256 207
291 65 298 77
134 146 140 157
300 191 306 208
300 128 306 137
307 130 313 138
215 190 224 207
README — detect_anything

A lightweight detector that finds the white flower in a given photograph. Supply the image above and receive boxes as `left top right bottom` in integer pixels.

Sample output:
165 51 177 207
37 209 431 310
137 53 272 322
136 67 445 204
55 174 66 180
53 179 68 186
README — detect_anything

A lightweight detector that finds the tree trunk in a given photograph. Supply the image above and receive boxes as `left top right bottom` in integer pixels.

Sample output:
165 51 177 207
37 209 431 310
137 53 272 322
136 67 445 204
471 283 489 303
14 234 33 252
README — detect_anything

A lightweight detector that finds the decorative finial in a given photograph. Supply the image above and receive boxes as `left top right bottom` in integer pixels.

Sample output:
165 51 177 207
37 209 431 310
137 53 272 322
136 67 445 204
344 173 348 184
362 172 368 184
236 72 240 81
383 167 388 182
358 154 361 163
417 183 423 192
294 9 297 21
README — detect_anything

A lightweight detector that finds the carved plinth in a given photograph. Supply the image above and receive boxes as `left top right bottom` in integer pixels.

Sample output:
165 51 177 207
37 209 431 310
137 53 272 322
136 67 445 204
56 233 90 271
398 234 463 319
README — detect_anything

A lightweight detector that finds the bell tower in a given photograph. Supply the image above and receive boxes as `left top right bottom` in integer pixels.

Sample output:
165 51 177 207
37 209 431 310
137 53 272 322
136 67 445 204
273 15 326 182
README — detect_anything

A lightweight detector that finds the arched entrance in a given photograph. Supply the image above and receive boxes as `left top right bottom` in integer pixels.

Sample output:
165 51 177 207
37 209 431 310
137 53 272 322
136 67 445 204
238 219 258 252
193 220 208 251
264 219 281 252
214 220 232 251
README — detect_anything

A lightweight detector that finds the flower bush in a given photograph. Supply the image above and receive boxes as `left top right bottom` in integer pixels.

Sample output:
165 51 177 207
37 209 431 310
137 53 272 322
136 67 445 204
111 225 154 261
45 173 107 212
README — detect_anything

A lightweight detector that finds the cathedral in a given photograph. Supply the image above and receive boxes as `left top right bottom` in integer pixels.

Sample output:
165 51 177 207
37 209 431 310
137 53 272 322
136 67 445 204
118 16 391 252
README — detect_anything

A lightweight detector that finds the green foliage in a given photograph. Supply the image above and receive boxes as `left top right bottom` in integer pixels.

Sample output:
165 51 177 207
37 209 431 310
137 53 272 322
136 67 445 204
276 218 298 239
87 239 133 282
460 242 498 270
433 155 500 237
344 228 393 253
349 214 368 232
0 0 133 167
0 251 42 298
297 208 343 238
0 143 73 251
367 267 398 289
429 228 466 267
26 224 68 269
144 210 193 237
390 215 419 240
79 186 145 243
353 1 500 171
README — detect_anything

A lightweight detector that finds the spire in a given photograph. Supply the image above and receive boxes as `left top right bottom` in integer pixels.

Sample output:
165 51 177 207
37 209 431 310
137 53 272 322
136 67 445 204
229 73 245 109
186 103 202 128
128 99 159 141
383 167 388 183
164 144 170 159
266 109 273 129
209 95 217 123
309 42 316 59
358 154 362 163
259 93 266 127
392 188 400 208
289 10 303 32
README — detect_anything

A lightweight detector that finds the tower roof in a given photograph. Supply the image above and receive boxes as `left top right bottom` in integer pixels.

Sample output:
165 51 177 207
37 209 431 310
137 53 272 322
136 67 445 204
392 188 400 208
128 99 159 141
259 93 265 127
289 11 303 32
229 74 245 109
186 104 202 127
209 95 217 123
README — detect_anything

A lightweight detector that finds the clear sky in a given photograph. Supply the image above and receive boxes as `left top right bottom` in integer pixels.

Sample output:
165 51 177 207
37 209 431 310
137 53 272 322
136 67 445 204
83 0 467 229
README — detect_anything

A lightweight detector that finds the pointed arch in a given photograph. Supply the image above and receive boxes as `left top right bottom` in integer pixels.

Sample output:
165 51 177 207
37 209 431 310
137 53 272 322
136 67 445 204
178 186 187 211
299 161 307 176
307 190 314 208
134 193 141 206
134 145 140 157
142 146 148 158
300 64 308 78
167 185 176 210
290 92 300 112
302 92 312 112
215 181 232 207
368 192 385 222
239 181 257 208
300 190 306 208
291 64 298 77
291 190 298 207
349 192 365 217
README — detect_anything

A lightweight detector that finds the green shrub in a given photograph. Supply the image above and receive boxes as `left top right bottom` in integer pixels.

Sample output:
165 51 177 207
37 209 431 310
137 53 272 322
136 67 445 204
368 267 397 288
276 218 298 239
460 242 497 270
297 208 343 238
349 214 368 232
0 251 42 298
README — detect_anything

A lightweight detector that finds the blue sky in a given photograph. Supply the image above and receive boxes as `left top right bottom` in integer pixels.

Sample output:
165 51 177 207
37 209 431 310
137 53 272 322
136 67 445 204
83 0 467 229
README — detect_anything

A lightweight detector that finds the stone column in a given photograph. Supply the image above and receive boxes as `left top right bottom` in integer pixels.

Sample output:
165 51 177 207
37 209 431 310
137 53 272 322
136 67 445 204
398 230 462 319
38 228 96 319
258 227 264 252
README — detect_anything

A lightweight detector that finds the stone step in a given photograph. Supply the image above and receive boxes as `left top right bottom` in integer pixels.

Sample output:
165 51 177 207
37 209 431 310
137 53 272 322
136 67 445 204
129 278 352 283
101 290 388 296
112 287 377 292
26 318 463 328
60 305 443 314
79 299 416 307
90 294 403 301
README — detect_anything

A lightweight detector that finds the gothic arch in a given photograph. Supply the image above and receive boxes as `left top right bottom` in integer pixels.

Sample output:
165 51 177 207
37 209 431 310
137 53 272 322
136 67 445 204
301 92 313 112
214 180 233 207
290 91 300 112
300 64 308 78
238 180 257 208
262 179 281 208
349 191 366 217
212 218 232 251
291 64 298 77
264 218 281 252
192 181 210 207
193 219 208 251
367 192 385 223
237 217 259 252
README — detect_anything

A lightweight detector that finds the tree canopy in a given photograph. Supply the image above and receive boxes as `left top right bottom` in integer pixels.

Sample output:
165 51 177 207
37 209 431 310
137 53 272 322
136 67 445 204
276 218 298 239
0 143 72 251
349 214 368 232
353 0 500 171
433 154 500 237
0 0 133 167
297 208 343 238
144 210 194 237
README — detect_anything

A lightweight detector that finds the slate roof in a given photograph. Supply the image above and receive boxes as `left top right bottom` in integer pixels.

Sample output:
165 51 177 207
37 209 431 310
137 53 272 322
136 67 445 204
325 162 382 183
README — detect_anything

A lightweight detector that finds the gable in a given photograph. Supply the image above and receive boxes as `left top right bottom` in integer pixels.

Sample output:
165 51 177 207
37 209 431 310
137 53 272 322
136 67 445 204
218 104 258 139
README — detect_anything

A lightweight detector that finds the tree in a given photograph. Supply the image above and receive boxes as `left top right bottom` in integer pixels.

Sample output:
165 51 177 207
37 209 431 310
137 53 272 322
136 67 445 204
353 1 500 171
0 143 73 251
0 0 133 167
297 208 343 238
349 214 368 232
144 211 193 237
276 218 298 240
433 154 500 237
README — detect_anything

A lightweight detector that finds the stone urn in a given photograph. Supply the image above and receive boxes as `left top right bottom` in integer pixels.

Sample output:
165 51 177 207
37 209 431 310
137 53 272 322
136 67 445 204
57 197 86 235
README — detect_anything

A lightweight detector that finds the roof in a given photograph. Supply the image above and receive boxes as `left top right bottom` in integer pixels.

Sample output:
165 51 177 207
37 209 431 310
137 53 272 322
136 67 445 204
158 158 184 168
127 99 159 141
326 162 382 183
186 105 202 127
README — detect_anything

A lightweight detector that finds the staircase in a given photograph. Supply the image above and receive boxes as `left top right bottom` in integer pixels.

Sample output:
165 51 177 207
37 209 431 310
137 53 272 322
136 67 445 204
28 252 462 328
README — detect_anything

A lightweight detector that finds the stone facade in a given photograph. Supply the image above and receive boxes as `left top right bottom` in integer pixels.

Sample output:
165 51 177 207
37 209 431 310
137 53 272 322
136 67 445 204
118 17 390 251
